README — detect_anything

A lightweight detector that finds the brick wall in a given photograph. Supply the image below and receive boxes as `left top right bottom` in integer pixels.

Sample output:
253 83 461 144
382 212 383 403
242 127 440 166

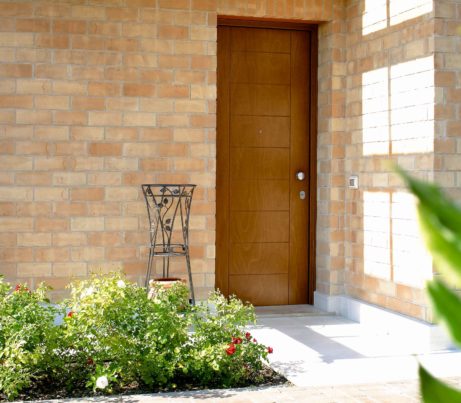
1 0 449 321
0 0 336 301
343 0 435 320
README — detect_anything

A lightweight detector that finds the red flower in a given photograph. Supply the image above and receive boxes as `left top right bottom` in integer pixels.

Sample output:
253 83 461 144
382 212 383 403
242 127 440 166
67 311 74 318
267 346 273 354
226 343 236 355
253 338 257 343
14 284 29 292
245 332 251 340
87 357 94 366
232 337 243 345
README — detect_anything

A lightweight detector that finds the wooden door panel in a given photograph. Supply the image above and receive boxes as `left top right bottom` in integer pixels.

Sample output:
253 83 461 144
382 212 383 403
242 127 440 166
230 52 290 84
230 148 289 179
230 180 289 211
217 24 315 306
230 211 289 243
229 243 289 275
230 84 290 116
231 28 290 53
230 116 290 148
229 274 288 305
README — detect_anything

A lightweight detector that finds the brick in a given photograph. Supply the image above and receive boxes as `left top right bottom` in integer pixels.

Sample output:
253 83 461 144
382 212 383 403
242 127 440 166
123 112 156 126
71 5 105 19
89 143 122 156
122 23 157 37
71 127 104 141
0 202 15 216
0 187 33 201
87 202 121 216
15 78 51 94
124 53 157 67
16 19 51 32
139 128 172 141
52 232 87 246
53 262 87 276
16 173 52 186
175 99 207 112
89 111 122 126
106 97 138 111
89 22 120 36
35 126 69 141
53 80 87 95
0 3 33 16
105 127 137 141
54 202 87 217
88 172 121 186
88 82 121 96
0 33 34 46
105 67 139 81
174 158 206 171
72 36 105 50
53 20 87 34
56 143 86 156
53 172 87 186
71 247 105 261
157 114 189 127
159 0 190 9
35 34 69 49
107 247 137 260
105 187 139 201
105 158 139 171
1 156 33 170
173 128 205 142
35 95 70 110
158 55 190 68
36 248 69 262
140 98 174 112
71 188 104 201
158 25 189 39
140 159 170 171
16 110 52 125
36 217 68 231
158 84 189 98
0 95 33 108
34 187 69 201
105 217 138 231
106 7 138 21
107 38 138 51
88 232 122 246
35 4 70 17
0 217 33 232
71 66 104 80
0 64 32 78
72 96 105 111
17 263 51 277
16 202 51 217
71 217 104 231
123 83 156 97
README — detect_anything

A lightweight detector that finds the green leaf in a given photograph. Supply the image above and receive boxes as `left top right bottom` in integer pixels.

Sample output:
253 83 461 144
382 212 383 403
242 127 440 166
427 279 461 347
417 203 461 286
396 166 461 234
420 364 461 403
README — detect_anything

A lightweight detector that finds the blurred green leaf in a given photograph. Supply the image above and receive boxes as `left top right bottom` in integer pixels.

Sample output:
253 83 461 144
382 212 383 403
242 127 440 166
427 279 461 347
396 167 461 286
420 365 461 403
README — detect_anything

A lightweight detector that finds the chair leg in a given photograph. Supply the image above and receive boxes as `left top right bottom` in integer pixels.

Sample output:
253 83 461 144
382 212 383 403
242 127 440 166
145 247 154 289
185 251 195 305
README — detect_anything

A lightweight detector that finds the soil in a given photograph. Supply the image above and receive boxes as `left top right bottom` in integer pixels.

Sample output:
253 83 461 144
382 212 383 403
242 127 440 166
3 366 288 401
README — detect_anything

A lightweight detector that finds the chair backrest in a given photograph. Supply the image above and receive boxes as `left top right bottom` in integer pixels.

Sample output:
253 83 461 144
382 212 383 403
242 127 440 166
141 184 196 250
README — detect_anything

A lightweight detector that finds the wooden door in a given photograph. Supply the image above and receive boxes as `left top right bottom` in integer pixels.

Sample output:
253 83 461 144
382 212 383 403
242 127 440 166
217 23 316 306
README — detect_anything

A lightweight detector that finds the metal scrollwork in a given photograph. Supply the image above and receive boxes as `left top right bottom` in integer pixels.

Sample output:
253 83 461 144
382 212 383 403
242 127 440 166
141 184 196 304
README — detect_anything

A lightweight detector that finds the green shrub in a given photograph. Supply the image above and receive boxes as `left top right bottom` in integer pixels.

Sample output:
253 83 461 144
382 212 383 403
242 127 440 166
0 273 273 400
0 279 60 400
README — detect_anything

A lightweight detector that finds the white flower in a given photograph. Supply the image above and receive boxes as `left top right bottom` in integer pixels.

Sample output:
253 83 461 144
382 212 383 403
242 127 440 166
117 280 126 288
95 375 109 390
81 286 94 298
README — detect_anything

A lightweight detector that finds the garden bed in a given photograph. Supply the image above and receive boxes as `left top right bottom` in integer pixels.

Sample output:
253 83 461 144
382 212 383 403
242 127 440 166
0 273 284 401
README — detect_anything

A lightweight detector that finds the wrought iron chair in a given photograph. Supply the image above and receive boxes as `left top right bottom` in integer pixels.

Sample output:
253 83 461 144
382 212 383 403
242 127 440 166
142 184 196 304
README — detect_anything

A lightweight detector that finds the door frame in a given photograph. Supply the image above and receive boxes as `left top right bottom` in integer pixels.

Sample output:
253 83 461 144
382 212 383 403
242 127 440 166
216 17 318 304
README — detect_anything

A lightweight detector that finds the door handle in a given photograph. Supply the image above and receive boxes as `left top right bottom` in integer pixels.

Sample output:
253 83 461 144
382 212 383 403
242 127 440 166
296 171 305 181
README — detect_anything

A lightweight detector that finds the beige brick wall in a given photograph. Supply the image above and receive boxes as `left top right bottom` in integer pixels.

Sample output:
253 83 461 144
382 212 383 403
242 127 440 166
1 0 451 321
0 0 336 301
342 0 436 321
